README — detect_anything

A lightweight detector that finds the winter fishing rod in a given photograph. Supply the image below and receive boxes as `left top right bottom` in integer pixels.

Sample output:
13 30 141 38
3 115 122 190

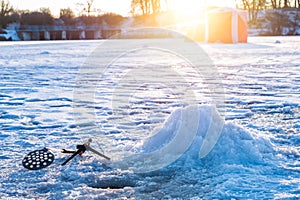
22 138 110 170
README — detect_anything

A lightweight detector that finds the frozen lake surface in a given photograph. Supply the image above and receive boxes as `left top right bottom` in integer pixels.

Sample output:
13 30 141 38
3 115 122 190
1 36 300 199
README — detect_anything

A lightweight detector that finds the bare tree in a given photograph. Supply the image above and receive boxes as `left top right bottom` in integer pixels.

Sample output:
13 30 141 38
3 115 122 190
268 0 293 8
151 0 161 14
270 0 278 8
239 0 276 23
131 0 161 16
60 8 75 18
131 0 149 15
0 0 14 28
86 0 94 15
265 10 295 34
0 0 13 17
284 0 290 7
60 8 75 25
39 7 52 15
77 0 95 16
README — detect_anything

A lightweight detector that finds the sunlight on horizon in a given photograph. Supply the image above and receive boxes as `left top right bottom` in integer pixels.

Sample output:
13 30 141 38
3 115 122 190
170 0 236 19
9 0 236 17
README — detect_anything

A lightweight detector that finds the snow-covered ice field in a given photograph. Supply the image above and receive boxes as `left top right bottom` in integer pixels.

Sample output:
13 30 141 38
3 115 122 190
0 36 300 199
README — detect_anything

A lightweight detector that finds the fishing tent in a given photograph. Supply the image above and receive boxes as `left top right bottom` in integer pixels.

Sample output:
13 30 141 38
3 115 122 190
205 7 248 43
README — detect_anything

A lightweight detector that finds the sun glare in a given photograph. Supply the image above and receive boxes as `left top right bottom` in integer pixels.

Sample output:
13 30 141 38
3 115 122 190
170 0 206 20
169 0 236 22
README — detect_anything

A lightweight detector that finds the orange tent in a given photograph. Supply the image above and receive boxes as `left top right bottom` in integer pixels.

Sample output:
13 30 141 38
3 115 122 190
205 8 248 43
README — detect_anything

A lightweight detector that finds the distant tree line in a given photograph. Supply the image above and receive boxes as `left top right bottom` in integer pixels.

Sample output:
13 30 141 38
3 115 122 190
0 0 125 28
1 0 299 29
129 0 300 17
239 0 300 10
237 0 300 23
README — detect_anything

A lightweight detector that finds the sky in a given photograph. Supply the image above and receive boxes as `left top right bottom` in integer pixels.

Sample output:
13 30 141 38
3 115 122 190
9 0 236 17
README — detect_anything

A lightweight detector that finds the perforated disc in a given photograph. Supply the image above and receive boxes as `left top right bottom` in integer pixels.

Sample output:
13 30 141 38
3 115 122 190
22 148 55 170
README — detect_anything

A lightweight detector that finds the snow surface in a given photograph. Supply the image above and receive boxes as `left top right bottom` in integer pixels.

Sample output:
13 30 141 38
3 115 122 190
0 36 300 199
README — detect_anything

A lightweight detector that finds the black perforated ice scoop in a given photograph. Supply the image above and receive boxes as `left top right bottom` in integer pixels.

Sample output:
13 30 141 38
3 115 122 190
22 148 55 170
